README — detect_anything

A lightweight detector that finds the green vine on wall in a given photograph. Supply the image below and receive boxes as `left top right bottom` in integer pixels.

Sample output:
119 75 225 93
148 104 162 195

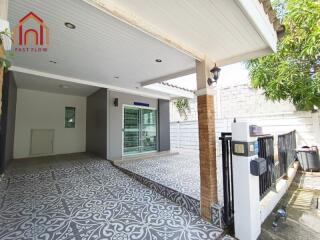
173 98 190 120
0 29 13 71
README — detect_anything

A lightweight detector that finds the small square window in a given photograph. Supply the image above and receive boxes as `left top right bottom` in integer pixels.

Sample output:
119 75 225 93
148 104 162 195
65 107 75 128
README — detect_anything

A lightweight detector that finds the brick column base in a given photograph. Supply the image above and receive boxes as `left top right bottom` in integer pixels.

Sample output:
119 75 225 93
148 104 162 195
197 94 218 220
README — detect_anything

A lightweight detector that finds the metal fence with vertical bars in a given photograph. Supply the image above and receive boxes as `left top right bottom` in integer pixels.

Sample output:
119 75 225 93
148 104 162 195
257 136 275 198
278 130 297 178
219 130 297 227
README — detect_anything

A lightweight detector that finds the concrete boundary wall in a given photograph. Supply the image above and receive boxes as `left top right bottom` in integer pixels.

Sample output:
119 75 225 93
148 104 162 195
171 111 319 150
170 111 320 204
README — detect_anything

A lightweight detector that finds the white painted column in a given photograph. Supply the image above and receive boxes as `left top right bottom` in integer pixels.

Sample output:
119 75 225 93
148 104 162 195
312 112 320 145
0 0 8 20
232 122 261 240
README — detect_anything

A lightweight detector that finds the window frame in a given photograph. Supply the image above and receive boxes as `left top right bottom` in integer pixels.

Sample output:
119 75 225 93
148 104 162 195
65 106 76 128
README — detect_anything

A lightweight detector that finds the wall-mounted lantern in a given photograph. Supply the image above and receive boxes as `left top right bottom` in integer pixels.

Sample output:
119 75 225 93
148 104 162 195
113 98 119 107
207 64 221 86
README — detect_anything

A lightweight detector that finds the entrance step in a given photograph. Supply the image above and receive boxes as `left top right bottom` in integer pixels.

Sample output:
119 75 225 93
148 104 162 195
111 151 179 165
113 161 201 215
113 157 225 229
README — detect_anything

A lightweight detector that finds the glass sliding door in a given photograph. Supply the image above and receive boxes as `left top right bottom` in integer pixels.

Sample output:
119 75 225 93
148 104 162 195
123 107 141 155
123 106 157 155
141 109 157 152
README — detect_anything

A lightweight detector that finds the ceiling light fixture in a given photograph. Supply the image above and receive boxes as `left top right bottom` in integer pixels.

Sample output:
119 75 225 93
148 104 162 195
59 84 69 89
64 22 76 29
155 59 162 63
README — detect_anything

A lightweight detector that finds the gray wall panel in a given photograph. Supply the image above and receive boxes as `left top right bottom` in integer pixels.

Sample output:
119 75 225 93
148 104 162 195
86 89 108 158
0 71 17 173
158 99 170 151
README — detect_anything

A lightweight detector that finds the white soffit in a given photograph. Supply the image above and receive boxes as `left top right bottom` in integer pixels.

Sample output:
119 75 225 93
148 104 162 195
11 66 172 100
144 83 195 99
8 0 194 97
85 0 277 66
13 71 99 97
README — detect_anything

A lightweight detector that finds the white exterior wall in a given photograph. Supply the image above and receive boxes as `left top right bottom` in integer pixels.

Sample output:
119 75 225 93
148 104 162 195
14 89 87 159
170 84 320 204
171 84 319 148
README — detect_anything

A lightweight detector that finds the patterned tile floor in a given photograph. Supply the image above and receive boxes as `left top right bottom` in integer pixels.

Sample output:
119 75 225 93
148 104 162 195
116 150 200 200
0 153 223 240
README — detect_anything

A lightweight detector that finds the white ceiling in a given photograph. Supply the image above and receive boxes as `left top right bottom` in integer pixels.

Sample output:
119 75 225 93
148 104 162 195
8 0 195 97
85 0 277 65
8 0 277 99
14 72 99 97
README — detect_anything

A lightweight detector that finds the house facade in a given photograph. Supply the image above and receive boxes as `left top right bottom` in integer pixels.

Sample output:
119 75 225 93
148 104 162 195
0 0 282 224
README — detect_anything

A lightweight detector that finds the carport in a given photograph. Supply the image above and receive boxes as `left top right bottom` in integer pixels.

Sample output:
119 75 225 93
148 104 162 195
0 0 282 229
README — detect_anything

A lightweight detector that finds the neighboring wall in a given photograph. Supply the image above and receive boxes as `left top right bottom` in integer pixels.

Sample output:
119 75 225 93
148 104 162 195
0 71 17 172
107 90 158 160
171 84 319 148
86 89 108 159
14 89 86 159
170 84 319 204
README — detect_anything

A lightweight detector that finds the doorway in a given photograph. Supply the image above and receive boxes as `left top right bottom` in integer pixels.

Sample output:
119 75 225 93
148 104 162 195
123 105 157 155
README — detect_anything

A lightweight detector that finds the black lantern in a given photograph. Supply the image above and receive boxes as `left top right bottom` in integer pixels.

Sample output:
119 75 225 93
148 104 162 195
207 64 221 86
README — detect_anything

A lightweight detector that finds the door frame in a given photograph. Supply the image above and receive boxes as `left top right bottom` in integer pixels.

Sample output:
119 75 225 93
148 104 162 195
122 104 157 157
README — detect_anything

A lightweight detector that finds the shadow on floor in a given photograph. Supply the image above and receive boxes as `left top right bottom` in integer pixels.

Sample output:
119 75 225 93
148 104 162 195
259 172 320 240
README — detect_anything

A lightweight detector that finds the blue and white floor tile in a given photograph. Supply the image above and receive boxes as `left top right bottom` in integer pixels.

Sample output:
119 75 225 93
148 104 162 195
115 151 201 200
0 153 223 240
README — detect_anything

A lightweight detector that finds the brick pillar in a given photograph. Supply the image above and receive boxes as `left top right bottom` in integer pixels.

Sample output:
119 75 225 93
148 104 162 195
196 60 218 220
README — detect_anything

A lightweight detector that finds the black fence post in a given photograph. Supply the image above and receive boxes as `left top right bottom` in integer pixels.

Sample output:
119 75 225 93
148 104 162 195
220 132 233 227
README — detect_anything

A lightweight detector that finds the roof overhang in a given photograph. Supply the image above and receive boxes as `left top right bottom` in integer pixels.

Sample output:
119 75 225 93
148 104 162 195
84 0 280 66
235 0 278 52
6 0 280 99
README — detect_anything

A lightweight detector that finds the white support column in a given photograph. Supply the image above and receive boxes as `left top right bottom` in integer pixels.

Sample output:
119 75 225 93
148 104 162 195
0 0 8 20
312 112 320 145
232 122 261 240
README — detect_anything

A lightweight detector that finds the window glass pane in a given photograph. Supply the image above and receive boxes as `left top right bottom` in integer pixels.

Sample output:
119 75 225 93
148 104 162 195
141 109 157 152
65 107 75 128
123 106 157 155
123 108 140 154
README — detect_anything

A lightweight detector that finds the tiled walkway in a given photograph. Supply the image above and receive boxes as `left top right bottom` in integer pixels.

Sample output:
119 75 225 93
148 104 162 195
116 151 200 200
0 153 223 240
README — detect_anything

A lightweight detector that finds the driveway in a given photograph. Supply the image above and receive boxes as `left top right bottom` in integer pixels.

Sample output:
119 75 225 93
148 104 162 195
0 153 223 240
260 172 320 240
